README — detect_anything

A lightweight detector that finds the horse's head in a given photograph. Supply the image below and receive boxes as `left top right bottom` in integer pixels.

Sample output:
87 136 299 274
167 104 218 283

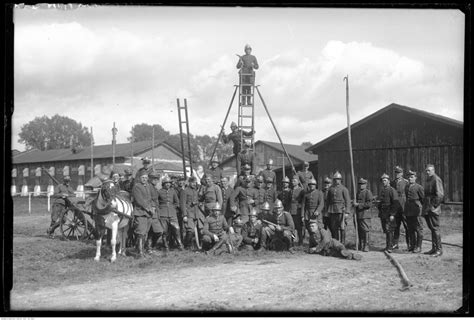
100 179 118 203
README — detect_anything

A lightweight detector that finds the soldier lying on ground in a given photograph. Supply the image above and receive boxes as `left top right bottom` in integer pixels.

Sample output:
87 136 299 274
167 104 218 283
307 219 362 260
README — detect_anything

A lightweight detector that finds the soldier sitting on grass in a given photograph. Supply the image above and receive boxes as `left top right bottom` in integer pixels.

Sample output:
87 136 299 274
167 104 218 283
307 219 362 260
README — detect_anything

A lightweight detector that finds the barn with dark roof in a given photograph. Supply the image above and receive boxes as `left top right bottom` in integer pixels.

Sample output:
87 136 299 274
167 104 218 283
305 103 463 202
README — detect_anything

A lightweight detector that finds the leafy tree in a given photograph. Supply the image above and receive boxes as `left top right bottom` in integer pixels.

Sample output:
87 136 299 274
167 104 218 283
301 141 313 149
18 114 91 151
128 123 170 142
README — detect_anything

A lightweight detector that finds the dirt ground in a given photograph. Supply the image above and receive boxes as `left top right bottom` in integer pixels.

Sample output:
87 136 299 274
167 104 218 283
7 200 466 313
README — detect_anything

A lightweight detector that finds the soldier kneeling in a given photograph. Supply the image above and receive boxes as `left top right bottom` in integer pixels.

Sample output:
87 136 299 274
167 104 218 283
307 219 362 260
202 203 235 255
261 200 295 252
240 208 265 251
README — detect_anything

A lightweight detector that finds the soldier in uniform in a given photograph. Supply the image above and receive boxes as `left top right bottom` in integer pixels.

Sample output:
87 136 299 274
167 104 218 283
259 159 276 189
135 157 152 180
146 171 163 254
230 176 259 227
307 219 362 260
202 203 233 255
157 176 183 252
321 177 332 231
240 208 265 251
288 176 305 245
253 175 266 214
297 161 314 191
110 171 121 186
353 178 374 252
404 170 425 253
277 176 291 212
234 164 253 189
261 200 295 252
180 176 204 249
120 169 134 194
206 158 223 183
47 175 77 238
237 140 256 175
222 122 254 175
422 164 444 257
302 178 324 240
327 171 351 244
263 177 278 212
377 173 399 253
131 172 154 258
220 176 235 227
391 166 410 250
236 44 259 105
199 174 223 216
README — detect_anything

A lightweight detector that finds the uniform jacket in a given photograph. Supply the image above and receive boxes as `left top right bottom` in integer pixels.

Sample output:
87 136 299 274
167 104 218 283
230 186 258 216
297 170 314 188
237 151 256 174
54 183 76 198
322 186 330 217
132 182 154 217
241 221 263 244
355 189 374 219
377 185 399 219
405 182 425 217
327 184 351 214
157 187 179 218
120 179 134 194
259 169 276 186
206 167 223 183
254 185 266 210
422 174 444 215
200 184 223 211
203 214 229 237
302 188 324 220
391 178 409 212
309 227 334 254
263 211 295 232
278 187 292 212
222 130 253 155
236 54 259 74
263 188 278 211
221 185 234 219
180 186 200 219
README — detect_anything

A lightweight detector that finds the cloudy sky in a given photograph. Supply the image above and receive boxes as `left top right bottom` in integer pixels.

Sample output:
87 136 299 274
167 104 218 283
13 5 465 151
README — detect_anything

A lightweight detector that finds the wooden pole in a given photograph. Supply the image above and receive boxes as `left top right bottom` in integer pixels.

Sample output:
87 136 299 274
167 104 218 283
152 125 155 168
131 130 134 169
90 127 94 180
112 122 117 165
343 75 358 251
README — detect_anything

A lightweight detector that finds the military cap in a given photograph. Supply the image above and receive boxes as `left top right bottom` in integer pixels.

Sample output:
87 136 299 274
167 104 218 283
63 175 71 181
249 208 258 217
274 199 283 209
124 169 132 176
141 157 151 164
230 121 238 128
149 171 159 179
323 177 332 184
308 178 317 185
162 176 171 183
380 173 390 180
261 202 271 211
256 175 264 182
243 164 251 171
282 176 290 183
407 170 417 176
308 218 319 225
303 161 310 167
265 177 274 183
267 159 274 165
188 176 197 183
358 178 368 184
394 166 404 173
333 171 342 180
212 202 222 211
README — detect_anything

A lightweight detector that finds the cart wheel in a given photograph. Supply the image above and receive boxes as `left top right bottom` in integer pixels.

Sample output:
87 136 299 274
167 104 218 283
60 209 89 240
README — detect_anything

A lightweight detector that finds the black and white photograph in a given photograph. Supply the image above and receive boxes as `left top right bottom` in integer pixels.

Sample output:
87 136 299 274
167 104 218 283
5 4 467 313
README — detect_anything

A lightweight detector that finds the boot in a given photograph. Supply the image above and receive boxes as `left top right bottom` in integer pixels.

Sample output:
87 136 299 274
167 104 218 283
431 234 443 257
385 232 393 253
363 233 369 252
137 236 145 258
340 230 346 246
392 236 399 250
413 232 423 253
405 231 411 251
145 237 155 254
424 232 436 254
162 235 170 253
184 232 193 249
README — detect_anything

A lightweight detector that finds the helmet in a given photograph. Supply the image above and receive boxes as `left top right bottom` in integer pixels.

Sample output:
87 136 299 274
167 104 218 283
282 176 290 183
249 208 258 217
408 170 417 177
381 173 390 180
212 202 222 211
308 178 317 185
63 175 71 181
333 171 342 180
274 199 283 209
303 161 310 167
243 164 251 171
262 202 271 211
394 165 403 173
323 177 332 184
230 121 237 128
256 175 264 183
162 176 171 183
267 159 274 165
244 44 252 51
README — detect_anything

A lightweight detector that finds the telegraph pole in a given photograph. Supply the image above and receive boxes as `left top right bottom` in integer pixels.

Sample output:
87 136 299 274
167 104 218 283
152 125 155 167
112 122 117 165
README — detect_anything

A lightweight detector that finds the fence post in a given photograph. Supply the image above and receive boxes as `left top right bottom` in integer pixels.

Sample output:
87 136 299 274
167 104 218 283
47 193 51 212
28 192 32 214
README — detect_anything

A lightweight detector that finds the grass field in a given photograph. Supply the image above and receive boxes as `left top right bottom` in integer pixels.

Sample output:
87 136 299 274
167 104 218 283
7 196 465 313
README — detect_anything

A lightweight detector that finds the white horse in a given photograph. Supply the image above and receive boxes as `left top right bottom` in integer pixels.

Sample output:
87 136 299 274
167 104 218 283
91 180 133 262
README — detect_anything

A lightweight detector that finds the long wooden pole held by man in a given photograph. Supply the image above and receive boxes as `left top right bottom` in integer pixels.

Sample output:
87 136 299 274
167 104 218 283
343 75 358 251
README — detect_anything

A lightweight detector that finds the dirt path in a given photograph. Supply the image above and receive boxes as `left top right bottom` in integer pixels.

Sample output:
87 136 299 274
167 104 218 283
10 245 463 312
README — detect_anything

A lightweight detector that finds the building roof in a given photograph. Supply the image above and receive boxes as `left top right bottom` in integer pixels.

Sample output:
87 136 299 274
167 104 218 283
12 140 186 164
305 103 463 153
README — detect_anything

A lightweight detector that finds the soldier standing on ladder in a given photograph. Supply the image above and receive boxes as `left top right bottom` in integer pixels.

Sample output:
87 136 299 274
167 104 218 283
236 44 259 105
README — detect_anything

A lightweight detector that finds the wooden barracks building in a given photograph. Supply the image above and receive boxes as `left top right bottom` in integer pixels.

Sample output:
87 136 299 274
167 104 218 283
305 103 463 203
11 140 189 196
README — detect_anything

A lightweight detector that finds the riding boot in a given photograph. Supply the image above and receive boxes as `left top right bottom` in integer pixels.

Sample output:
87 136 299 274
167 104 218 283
424 232 436 254
405 231 411 251
172 227 184 251
162 235 170 253
137 236 145 258
340 230 346 246
145 237 155 254
363 233 369 252
385 232 393 253
431 234 443 257
413 232 423 253
184 232 193 249
392 236 399 250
